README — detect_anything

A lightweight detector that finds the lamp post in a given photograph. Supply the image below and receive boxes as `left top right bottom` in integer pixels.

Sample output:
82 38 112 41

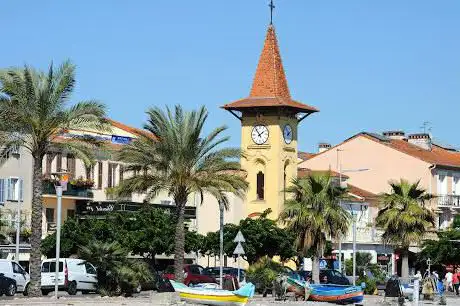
336 147 369 284
51 170 69 299
11 148 21 262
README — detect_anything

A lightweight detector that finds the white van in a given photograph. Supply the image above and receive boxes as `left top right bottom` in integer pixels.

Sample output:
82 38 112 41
40 258 97 295
0 259 30 295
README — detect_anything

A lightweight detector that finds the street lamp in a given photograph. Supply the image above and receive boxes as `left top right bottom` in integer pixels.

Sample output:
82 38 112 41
336 148 370 283
51 170 69 299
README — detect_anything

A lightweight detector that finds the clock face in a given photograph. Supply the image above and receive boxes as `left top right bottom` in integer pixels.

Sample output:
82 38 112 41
251 125 269 145
283 125 293 144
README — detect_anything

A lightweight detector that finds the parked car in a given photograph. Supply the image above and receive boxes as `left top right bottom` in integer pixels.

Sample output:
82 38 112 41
0 259 30 295
163 264 216 286
204 267 246 283
41 258 97 295
0 273 16 296
299 269 350 285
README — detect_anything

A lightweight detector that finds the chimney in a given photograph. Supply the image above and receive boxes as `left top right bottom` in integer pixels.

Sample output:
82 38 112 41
382 130 406 140
408 133 432 150
318 143 331 153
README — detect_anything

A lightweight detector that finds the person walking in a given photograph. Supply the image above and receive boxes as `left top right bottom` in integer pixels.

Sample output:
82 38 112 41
445 270 453 292
453 268 460 296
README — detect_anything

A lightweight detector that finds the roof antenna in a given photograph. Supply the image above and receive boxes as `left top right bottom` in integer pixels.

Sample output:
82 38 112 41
269 0 275 25
420 121 432 134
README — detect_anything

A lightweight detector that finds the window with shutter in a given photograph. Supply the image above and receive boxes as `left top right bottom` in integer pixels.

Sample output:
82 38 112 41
0 179 5 204
19 179 23 202
67 154 76 178
56 153 62 172
98 162 103 189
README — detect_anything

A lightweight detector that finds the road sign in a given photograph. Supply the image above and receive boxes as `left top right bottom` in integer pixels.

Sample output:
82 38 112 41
319 259 327 269
233 230 246 243
233 242 245 255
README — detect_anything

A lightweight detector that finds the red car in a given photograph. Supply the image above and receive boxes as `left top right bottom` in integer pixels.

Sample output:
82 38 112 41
163 264 216 286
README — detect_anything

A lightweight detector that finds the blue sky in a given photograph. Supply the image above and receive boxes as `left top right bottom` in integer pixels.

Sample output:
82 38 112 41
2 1 459 152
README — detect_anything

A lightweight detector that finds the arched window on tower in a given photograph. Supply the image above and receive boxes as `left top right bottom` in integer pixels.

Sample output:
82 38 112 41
256 171 265 200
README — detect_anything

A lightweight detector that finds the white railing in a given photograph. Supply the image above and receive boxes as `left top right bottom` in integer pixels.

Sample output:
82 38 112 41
437 195 460 208
343 226 383 243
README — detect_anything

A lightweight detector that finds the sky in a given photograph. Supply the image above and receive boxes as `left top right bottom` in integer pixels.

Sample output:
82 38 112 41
2 0 460 153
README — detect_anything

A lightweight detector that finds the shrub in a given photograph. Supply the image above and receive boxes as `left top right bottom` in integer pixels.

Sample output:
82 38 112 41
357 275 377 295
246 256 283 296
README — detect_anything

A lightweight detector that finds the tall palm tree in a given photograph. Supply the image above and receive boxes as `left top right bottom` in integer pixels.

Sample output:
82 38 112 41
376 179 435 278
116 105 247 282
0 61 108 296
280 174 350 284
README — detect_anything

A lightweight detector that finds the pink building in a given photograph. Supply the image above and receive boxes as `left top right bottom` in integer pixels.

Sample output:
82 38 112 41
299 131 460 274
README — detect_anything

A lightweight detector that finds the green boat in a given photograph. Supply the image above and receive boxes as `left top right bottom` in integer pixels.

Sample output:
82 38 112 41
286 277 311 299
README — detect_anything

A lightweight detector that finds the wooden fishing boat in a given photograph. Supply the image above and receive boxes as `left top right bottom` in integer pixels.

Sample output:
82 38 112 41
286 277 311 299
170 280 255 306
309 284 364 304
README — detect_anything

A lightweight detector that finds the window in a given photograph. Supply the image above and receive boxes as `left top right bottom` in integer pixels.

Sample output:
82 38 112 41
46 208 55 223
437 172 447 195
0 179 5 205
119 165 124 182
46 153 53 174
56 153 62 172
256 171 265 200
453 175 460 195
85 263 96 275
12 262 24 274
49 262 63 272
41 262 50 273
108 163 115 188
97 161 103 189
66 154 76 178
67 209 75 219
85 165 94 180
5 178 22 201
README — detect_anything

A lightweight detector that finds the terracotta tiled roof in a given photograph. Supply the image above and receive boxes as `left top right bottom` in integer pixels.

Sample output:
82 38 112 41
308 132 460 169
360 133 460 168
298 151 317 161
346 184 377 202
222 25 318 114
297 168 349 179
108 119 155 139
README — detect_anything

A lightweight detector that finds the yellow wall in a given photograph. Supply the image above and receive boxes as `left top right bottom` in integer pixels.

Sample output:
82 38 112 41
240 113 298 219
42 197 77 222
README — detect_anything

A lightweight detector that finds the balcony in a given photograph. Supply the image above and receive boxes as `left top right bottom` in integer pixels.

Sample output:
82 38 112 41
42 180 94 199
437 195 460 209
343 226 383 244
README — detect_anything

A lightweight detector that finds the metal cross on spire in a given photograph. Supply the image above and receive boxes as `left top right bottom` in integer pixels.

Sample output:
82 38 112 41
269 0 275 25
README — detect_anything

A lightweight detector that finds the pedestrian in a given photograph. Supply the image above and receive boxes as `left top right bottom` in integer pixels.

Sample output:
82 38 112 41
453 268 460 296
445 270 453 292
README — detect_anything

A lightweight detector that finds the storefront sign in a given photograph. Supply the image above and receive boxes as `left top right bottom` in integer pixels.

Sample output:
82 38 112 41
377 254 391 262
111 135 132 144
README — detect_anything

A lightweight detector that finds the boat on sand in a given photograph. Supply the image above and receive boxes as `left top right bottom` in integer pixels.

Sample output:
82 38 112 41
170 280 255 306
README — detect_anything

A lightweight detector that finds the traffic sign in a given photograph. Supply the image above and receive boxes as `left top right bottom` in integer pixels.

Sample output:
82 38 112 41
233 230 246 243
233 242 245 255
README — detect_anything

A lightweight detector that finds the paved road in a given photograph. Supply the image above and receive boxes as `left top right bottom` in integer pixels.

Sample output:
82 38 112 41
1 292 459 305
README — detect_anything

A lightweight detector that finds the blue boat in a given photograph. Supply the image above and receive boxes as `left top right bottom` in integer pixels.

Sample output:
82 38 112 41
309 284 364 304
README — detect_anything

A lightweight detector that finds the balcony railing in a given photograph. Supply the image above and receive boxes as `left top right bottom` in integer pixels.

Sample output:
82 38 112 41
42 180 94 199
437 195 460 208
343 226 383 243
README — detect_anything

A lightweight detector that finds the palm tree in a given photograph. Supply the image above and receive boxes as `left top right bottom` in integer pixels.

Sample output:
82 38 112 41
116 105 248 282
280 174 350 284
376 179 435 278
0 61 108 296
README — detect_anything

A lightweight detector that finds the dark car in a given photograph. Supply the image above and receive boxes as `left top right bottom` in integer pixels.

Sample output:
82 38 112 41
299 269 350 285
163 264 216 286
0 273 16 296
204 267 246 283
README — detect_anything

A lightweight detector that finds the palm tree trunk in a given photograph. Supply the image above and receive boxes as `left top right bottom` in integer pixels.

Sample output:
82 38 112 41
312 256 320 284
174 193 187 282
28 156 44 296
401 249 409 279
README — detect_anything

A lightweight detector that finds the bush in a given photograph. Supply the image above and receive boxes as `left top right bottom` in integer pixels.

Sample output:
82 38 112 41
246 256 284 296
357 275 377 295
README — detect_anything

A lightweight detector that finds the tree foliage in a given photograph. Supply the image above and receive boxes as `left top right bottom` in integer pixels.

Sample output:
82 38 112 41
115 105 248 281
419 229 460 267
280 174 350 283
201 209 297 265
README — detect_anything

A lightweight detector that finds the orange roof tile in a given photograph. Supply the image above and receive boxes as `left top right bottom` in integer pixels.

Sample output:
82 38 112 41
108 119 155 139
346 184 378 202
222 25 318 114
298 151 317 161
310 132 460 169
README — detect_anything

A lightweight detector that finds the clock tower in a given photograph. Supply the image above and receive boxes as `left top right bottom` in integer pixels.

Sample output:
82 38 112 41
222 24 318 219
